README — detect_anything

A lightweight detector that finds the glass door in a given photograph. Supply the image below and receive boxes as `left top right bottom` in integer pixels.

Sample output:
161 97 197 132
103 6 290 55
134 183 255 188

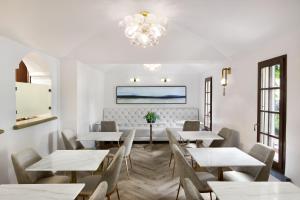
204 77 212 130
257 55 287 173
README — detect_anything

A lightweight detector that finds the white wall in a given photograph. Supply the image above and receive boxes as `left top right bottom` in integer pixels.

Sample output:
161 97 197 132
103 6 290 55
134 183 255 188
103 67 202 111
77 62 104 133
60 60 105 135
0 36 60 184
200 29 300 185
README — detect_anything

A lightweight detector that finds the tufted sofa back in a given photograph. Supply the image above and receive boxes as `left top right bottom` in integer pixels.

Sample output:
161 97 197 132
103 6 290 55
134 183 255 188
103 107 199 128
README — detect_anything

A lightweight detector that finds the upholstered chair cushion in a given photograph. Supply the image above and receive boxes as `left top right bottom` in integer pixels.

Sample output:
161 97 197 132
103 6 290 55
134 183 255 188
11 148 52 183
11 148 70 184
79 146 125 196
101 121 118 132
108 129 135 157
224 143 275 182
209 128 240 148
166 128 190 156
61 129 84 150
182 178 204 200
172 144 216 192
89 181 108 200
183 121 200 131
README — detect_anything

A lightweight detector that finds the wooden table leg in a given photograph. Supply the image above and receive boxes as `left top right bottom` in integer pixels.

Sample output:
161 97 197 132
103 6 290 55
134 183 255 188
217 167 223 181
71 171 77 183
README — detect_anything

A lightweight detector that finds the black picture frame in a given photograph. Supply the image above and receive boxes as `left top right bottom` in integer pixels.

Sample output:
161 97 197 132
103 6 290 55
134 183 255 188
116 86 187 104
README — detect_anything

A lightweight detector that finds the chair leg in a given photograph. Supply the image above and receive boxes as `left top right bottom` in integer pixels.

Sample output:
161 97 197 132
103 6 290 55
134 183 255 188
209 192 212 200
107 194 111 200
125 157 130 178
172 160 176 177
176 183 181 200
129 155 133 169
116 185 120 200
169 153 173 167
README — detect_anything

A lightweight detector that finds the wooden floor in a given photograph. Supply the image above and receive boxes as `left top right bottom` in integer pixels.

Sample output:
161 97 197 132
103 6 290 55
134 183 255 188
108 144 215 200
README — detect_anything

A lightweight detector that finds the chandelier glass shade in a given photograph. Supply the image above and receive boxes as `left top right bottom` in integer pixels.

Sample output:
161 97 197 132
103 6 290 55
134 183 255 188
119 11 168 48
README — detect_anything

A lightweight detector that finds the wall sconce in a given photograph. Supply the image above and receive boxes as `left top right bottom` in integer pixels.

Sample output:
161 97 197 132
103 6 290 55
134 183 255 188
221 67 231 96
161 78 171 83
130 77 140 83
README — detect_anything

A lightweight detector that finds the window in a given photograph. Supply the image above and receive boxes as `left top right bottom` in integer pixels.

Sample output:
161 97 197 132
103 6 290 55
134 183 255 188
257 55 287 173
204 77 212 130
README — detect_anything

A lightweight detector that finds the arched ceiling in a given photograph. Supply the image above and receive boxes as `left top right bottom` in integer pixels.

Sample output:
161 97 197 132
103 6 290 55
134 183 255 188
0 0 299 65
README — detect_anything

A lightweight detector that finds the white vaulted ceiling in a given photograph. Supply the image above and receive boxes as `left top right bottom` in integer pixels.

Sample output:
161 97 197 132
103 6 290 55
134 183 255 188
0 0 299 65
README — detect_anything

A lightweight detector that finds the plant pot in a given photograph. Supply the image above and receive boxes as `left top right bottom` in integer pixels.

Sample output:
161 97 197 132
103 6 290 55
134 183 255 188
146 119 156 123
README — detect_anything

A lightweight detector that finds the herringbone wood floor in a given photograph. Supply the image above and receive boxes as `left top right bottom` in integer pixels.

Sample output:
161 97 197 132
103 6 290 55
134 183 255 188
108 144 216 200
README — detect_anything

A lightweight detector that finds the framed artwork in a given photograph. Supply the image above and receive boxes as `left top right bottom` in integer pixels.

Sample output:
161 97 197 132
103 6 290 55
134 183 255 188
116 86 187 104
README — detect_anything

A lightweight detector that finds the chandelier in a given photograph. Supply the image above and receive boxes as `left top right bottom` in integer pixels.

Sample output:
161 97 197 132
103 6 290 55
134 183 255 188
119 11 168 48
143 64 162 72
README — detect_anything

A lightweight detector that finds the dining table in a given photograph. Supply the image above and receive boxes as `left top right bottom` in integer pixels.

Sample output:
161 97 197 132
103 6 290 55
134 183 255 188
0 184 84 200
26 150 109 183
188 147 265 180
77 132 123 143
208 181 300 200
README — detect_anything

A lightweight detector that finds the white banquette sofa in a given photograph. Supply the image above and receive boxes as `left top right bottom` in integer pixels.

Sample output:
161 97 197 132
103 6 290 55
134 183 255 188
102 107 199 141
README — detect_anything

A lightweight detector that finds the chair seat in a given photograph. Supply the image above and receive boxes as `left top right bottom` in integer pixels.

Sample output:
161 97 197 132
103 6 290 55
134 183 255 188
78 175 102 196
183 143 198 149
195 172 217 192
107 147 118 157
35 175 70 184
223 171 255 182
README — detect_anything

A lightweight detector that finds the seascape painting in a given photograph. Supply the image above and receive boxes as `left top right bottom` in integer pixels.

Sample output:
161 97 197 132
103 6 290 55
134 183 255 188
116 86 187 104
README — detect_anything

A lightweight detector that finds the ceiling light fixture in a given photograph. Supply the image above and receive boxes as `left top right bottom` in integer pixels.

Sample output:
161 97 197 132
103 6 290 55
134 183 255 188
119 11 168 48
143 64 161 72
161 78 170 83
130 77 140 83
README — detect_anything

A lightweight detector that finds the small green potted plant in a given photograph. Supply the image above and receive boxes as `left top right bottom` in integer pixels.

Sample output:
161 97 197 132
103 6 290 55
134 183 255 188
144 112 160 123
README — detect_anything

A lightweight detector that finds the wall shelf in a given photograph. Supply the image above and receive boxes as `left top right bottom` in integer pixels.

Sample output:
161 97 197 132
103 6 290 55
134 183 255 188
13 115 57 130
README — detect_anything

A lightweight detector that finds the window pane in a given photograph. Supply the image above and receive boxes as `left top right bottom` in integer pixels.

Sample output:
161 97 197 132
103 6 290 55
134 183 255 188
260 112 269 133
270 89 280 112
261 67 269 88
270 64 280 87
269 113 280 136
261 90 269 111
260 134 268 146
269 137 279 162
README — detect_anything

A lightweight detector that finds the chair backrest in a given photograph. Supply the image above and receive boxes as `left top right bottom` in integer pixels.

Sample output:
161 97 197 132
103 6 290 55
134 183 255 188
11 148 52 184
89 181 108 200
101 121 118 132
210 128 240 148
237 143 275 181
166 129 186 156
100 146 125 194
61 129 84 150
183 121 200 131
172 144 208 191
123 129 136 156
182 178 204 200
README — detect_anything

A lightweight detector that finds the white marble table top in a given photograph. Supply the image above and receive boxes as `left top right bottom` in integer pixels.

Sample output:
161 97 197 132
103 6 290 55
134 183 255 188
77 132 123 141
26 150 109 172
187 147 265 167
0 184 84 200
208 181 300 200
178 131 224 141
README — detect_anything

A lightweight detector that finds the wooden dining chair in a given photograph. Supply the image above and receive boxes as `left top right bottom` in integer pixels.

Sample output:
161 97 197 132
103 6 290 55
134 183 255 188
79 146 125 200
223 143 275 182
61 129 85 150
166 128 194 177
182 178 204 200
11 148 70 184
172 144 216 200
89 181 108 200
107 129 136 178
